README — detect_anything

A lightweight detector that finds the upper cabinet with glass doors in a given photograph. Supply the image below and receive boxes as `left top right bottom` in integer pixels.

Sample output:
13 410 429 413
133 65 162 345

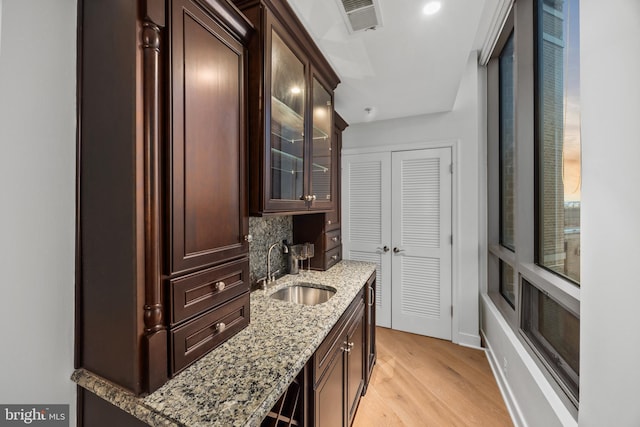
234 0 340 215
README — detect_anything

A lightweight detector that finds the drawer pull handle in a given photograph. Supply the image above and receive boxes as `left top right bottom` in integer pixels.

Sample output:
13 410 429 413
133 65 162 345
341 345 351 353
348 342 354 348
215 322 226 333
331 236 339 242
215 281 226 291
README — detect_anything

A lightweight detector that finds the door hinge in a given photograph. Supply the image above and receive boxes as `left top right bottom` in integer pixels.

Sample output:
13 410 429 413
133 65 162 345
451 305 453 317
449 235 453 245
449 163 453 174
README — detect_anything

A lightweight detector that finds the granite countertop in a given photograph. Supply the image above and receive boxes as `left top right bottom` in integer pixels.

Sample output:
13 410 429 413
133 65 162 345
72 260 376 427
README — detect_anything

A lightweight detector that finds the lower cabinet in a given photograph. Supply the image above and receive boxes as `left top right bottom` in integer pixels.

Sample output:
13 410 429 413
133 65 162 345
364 272 377 389
345 303 366 425
263 273 377 427
313 288 366 427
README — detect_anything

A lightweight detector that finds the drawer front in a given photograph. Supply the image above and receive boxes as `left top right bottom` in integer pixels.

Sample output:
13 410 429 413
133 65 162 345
325 211 340 231
170 291 250 375
169 257 249 325
325 229 341 251
325 246 342 269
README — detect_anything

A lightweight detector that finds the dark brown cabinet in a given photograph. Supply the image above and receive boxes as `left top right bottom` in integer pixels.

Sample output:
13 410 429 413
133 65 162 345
364 272 377 389
292 113 347 270
164 0 252 377
168 0 250 274
326 113 348 228
293 213 342 270
234 0 340 215
312 289 366 427
77 0 253 399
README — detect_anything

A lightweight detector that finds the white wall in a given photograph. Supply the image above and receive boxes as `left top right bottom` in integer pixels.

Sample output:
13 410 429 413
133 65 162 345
579 1 640 425
0 1 77 424
342 53 481 347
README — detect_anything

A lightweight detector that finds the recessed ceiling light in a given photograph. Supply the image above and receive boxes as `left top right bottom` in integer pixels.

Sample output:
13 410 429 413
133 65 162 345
423 1 441 15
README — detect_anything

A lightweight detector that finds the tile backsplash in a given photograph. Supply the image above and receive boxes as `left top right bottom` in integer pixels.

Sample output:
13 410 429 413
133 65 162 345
249 216 292 284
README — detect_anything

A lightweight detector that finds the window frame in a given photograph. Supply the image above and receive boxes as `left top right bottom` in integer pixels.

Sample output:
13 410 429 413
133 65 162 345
487 10 519 322
486 0 581 414
498 29 516 253
520 275 580 406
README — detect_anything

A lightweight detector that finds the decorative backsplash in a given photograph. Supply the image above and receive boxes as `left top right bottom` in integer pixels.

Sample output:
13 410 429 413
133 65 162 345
249 216 292 285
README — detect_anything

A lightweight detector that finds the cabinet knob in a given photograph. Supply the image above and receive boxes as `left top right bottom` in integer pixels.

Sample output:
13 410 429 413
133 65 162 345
327 220 332 225
331 255 338 261
393 247 404 254
244 234 253 242
215 281 226 291
331 236 339 242
215 322 226 333
311 194 316 201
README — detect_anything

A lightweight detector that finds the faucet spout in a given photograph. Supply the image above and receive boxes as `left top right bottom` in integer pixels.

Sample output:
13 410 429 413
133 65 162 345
267 242 281 283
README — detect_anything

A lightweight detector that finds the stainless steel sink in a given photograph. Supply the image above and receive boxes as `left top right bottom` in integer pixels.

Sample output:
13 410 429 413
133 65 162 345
270 283 336 306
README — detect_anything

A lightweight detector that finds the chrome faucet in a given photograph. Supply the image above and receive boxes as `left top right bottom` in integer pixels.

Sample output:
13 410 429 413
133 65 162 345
267 242 281 284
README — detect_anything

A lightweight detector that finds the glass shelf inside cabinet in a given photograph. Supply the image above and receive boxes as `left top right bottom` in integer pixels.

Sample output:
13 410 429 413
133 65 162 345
271 31 305 201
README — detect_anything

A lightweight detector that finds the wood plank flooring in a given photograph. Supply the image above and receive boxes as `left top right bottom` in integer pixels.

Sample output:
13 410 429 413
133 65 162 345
353 327 512 427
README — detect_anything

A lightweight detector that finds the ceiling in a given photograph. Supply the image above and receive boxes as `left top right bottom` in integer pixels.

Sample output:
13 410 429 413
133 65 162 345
287 0 502 124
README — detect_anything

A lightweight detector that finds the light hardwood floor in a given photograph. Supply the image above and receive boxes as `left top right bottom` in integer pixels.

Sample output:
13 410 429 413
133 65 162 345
353 327 513 427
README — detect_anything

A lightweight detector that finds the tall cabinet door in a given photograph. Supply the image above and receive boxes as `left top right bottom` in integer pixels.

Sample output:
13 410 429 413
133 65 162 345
391 148 452 340
342 152 392 327
169 0 248 274
309 74 335 211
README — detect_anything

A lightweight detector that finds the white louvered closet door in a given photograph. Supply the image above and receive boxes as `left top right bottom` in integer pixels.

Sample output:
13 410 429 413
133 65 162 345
342 152 392 327
391 148 452 339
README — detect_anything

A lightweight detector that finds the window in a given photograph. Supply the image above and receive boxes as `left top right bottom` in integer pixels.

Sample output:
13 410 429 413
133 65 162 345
500 260 516 308
499 32 516 253
486 0 581 412
536 0 581 284
522 278 580 404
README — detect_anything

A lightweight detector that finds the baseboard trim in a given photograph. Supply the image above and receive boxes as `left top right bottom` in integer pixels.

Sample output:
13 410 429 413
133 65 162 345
482 330 526 427
456 332 482 349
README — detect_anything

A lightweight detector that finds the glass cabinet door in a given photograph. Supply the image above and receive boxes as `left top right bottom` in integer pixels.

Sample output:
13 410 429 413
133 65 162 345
270 30 306 202
310 77 333 207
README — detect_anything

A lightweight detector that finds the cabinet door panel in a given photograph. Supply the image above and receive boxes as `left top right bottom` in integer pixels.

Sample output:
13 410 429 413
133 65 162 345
267 26 307 208
315 350 344 427
170 0 248 274
365 272 377 388
309 76 334 210
346 304 366 425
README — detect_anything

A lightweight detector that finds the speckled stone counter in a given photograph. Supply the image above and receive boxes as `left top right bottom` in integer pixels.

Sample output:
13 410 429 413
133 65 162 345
72 260 376 427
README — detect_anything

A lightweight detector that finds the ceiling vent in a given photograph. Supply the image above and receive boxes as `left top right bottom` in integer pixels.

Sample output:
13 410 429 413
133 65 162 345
337 0 383 33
